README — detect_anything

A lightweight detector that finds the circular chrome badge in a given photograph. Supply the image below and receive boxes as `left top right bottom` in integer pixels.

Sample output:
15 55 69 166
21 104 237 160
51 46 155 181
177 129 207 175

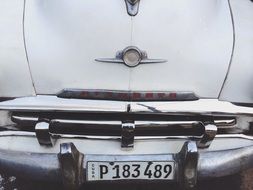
122 47 142 67
95 46 167 67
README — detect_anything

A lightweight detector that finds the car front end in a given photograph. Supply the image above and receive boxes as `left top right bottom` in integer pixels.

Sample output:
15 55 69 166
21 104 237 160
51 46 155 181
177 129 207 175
0 0 253 189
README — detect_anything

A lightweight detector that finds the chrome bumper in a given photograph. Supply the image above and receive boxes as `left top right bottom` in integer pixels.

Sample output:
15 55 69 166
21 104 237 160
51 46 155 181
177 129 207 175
0 97 253 189
0 132 253 189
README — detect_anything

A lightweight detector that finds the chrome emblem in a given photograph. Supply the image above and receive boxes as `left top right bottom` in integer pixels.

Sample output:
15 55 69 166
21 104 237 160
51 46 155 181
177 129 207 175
125 0 140 16
95 46 167 67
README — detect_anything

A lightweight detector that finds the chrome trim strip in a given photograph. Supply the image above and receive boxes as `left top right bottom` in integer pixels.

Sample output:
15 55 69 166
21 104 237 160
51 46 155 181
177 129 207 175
52 119 122 126
94 58 124 63
56 134 253 141
131 100 253 117
0 131 36 137
54 120 202 127
0 95 128 112
136 121 200 127
12 115 236 128
0 96 252 117
12 115 38 122
140 59 168 64
213 119 236 128
0 131 252 141
215 134 253 140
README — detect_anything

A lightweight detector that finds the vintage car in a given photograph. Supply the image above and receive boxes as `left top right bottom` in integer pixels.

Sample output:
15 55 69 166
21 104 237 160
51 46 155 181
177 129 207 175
0 0 253 189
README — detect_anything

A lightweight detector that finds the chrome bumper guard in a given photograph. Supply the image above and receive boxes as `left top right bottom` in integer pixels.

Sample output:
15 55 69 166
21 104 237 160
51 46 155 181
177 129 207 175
0 141 253 190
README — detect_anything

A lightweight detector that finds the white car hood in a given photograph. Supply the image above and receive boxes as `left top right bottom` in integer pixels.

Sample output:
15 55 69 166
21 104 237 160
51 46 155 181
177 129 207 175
24 0 233 99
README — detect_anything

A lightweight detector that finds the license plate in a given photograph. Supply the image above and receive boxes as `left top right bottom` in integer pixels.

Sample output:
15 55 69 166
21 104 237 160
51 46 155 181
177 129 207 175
87 161 175 181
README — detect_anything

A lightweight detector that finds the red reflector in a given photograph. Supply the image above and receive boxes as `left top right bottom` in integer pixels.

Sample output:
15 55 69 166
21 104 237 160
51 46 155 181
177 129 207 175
169 93 177 99
58 89 199 102
145 93 154 99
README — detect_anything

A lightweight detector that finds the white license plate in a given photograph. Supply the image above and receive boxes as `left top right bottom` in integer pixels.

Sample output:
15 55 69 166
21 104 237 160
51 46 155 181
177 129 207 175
87 161 175 181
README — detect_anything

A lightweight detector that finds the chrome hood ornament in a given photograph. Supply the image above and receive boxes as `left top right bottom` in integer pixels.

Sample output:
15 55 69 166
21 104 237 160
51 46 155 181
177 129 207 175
125 0 140 16
95 46 167 67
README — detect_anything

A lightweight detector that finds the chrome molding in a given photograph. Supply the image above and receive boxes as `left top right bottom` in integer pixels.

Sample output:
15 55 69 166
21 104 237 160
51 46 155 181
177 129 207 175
124 0 140 16
11 115 236 129
44 133 253 142
0 130 253 141
12 115 38 123
95 46 167 67
51 119 122 131
213 119 236 128
1 96 253 117
0 95 128 112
